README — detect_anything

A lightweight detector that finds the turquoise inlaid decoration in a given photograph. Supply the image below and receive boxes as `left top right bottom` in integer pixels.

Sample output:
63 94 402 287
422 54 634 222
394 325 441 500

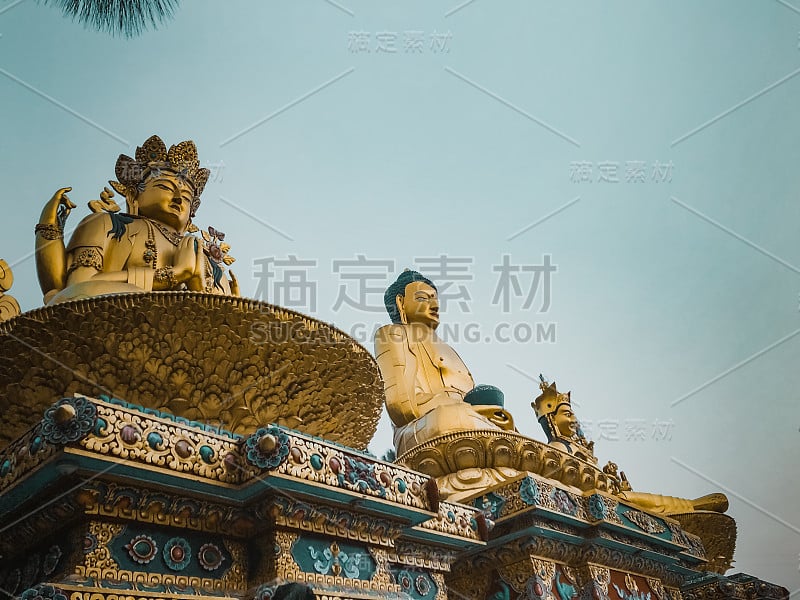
146 432 164 450
292 536 374 581
336 455 385 496
93 418 107 435
519 477 540 505
245 426 290 469
388 566 437 600
613 584 651 600
310 453 323 470
97 395 242 439
29 434 43 454
109 525 232 578
555 570 577 600
199 445 215 463
489 581 511 600
587 494 607 520
41 397 97 445
474 491 505 520
163 537 192 571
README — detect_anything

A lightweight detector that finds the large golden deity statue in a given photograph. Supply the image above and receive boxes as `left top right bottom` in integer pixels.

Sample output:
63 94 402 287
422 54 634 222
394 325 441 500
35 135 237 304
374 270 516 457
375 271 730 520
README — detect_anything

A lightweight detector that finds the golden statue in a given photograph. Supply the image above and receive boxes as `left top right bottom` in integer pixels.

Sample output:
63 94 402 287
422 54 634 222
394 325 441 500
375 270 730 521
0 258 21 323
374 270 516 457
532 377 728 515
35 135 238 305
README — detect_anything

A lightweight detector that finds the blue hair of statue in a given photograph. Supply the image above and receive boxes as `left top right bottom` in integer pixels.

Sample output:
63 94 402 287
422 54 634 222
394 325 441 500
384 270 437 323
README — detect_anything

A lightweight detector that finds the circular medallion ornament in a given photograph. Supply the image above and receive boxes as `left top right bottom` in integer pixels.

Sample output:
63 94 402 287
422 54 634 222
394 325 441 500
245 426 290 469
415 574 432 596
163 537 192 571
520 477 541 505
396 570 413 591
125 535 158 565
197 543 225 571
83 533 98 554
588 494 607 520
40 397 97 445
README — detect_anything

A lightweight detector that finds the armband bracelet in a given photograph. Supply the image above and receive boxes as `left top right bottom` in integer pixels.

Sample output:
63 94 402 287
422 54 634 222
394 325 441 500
35 223 63 240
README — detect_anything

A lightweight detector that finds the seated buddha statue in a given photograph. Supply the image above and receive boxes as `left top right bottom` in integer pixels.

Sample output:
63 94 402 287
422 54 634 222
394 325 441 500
35 135 237 305
374 270 515 457
375 271 729 519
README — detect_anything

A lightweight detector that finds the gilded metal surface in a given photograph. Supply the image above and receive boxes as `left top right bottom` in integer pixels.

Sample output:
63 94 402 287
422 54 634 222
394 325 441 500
78 521 125 576
267 496 402 547
416 501 483 541
34 136 237 304
498 557 555 593
397 429 612 496
387 543 457 572
78 481 255 536
75 520 246 590
82 399 240 483
0 293 383 450
673 512 736 574
0 258 21 323
682 574 788 600
273 530 400 595
259 431 432 510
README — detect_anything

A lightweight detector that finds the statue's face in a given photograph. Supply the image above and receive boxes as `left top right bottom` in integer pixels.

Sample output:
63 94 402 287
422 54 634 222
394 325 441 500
399 281 440 329
136 172 194 231
552 404 578 438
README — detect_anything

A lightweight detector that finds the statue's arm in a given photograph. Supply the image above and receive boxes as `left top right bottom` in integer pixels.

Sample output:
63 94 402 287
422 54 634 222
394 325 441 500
35 187 76 298
63 212 115 286
374 325 423 426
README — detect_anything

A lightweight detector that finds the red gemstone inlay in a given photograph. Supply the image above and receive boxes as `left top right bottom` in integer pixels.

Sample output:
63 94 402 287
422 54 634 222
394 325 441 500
171 546 185 561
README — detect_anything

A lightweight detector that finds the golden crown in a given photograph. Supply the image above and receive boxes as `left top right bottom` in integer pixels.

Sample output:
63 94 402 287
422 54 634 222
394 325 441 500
532 376 571 420
111 135 210 216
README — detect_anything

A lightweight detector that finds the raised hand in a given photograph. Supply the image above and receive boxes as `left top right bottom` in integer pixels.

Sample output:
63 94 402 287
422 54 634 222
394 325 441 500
39 187 77 225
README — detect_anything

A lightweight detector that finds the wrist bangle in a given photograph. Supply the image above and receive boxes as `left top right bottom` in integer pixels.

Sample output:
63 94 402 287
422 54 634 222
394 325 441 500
154 266 177 288
35 223 63 240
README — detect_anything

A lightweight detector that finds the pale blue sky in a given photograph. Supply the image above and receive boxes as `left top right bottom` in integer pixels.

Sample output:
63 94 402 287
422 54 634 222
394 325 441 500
1 0 798 590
